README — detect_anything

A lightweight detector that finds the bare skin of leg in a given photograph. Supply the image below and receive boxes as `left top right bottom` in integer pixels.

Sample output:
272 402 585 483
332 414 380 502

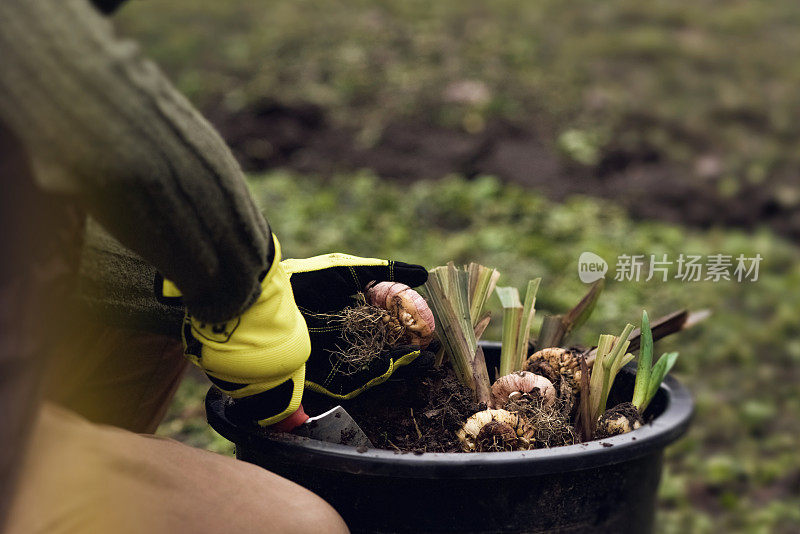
5 404 349 534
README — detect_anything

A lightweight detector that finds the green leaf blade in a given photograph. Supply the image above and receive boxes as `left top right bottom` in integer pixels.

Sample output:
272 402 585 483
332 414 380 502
632 310 654 410
515 278 541 372
642 352 680 411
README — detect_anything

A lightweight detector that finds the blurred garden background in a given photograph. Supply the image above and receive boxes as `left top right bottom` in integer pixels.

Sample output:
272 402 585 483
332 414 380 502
116 1 799 532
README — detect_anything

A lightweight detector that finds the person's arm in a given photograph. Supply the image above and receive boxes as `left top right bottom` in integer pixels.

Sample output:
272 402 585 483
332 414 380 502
0 0 268 323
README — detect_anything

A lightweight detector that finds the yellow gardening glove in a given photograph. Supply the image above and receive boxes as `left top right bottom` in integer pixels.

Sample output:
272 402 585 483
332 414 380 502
162 235 310 426
162 247 431 429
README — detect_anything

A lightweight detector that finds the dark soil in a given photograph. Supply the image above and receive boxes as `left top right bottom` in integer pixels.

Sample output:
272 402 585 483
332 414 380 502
298 355 654 452
302 364 480 453
301 360 583 452
208 98 800 241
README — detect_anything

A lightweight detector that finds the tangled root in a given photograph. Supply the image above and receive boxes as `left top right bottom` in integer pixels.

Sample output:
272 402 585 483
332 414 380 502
475 420 524 452
505 391 577 449
323 296 406 376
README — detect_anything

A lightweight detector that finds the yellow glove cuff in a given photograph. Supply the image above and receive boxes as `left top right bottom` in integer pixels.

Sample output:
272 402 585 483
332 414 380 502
169 235 311 386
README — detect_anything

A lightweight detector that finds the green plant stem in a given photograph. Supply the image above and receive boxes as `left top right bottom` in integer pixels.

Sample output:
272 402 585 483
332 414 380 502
516 278 541 366
603 323 635 372
425 263 495 404
597 350 633 424
467 263 500 328
495 279 541 376
496 286 522 376
632 310 653 410
588 335 615 424
589 323 634 424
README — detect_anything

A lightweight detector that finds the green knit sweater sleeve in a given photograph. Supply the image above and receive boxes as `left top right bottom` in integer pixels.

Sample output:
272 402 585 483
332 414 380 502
0 0 270 323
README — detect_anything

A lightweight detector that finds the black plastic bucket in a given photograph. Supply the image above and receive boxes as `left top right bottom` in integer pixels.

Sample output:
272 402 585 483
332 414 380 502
206 342 692 533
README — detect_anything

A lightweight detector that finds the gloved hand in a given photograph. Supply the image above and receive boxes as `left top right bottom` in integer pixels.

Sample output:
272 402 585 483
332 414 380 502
281 253 431 401
160 243 432 429
161 235 311 428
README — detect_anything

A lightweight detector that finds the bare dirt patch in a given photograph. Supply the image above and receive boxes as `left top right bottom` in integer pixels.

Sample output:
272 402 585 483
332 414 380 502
209 99 800 241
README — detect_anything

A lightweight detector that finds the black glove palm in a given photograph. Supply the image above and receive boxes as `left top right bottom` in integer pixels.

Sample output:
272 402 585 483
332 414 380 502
282 254 431 399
